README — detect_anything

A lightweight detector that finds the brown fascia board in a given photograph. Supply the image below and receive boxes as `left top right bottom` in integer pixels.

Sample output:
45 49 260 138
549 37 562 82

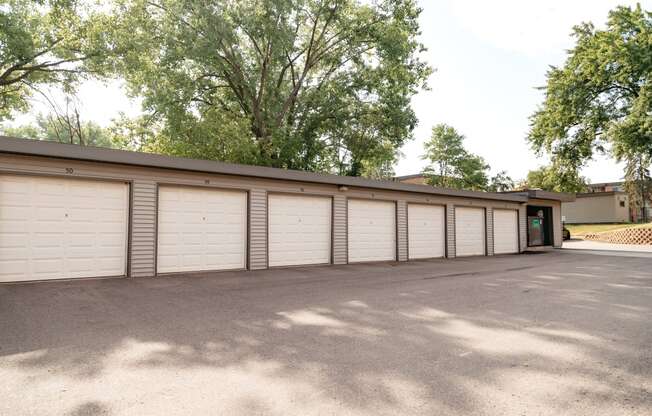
506 189 576 203
527 189 576 202
0 136 528 202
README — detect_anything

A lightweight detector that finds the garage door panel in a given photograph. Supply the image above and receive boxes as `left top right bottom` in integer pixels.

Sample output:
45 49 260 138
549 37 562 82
0 175 129 282
35 206 66 221
455 207 485 257
493 209 519 254
268 194 332 267
0 260 28 276
33 259 64 274
157 186 247 273
348 199 396 262
408 204 445 259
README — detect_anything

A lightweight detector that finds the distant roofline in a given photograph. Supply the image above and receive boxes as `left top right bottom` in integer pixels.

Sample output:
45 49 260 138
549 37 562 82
393 173 427 180
502 189 576 202
576 191 625 198
587 181 624 186
0 136 532 203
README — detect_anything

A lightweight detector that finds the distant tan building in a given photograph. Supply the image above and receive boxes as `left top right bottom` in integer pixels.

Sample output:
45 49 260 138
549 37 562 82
562 181 651 223
393 173 428 185
562 191 630 224
586 181 625 193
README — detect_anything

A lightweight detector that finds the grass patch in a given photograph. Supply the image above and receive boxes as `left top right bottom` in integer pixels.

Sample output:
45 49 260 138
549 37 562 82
565 223 651 237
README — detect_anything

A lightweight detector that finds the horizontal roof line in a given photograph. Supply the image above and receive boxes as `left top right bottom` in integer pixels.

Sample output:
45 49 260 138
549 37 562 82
0 136 534 202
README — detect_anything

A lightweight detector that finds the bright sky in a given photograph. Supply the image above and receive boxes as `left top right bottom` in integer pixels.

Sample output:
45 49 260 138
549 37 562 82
398 0 650 183
9 0 651 183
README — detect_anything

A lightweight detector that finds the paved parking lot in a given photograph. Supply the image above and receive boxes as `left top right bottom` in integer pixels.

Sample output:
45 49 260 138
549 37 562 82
1 251 651 416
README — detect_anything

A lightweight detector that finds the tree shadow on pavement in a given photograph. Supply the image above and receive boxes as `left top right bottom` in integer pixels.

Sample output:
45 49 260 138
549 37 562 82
1 253 651 415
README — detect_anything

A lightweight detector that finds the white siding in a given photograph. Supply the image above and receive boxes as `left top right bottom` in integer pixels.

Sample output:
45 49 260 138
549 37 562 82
268 194 331 267
157 186 247 273
0 175 128 282
348 199 396 262
408 204 445 259
455 207 485 257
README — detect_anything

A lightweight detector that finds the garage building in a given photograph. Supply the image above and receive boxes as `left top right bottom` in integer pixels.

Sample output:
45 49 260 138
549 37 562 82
0 137 573 282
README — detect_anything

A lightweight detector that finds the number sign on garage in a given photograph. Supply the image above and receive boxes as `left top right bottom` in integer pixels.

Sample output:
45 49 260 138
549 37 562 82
157 186 247 273
0 175 129 282
268 194 332 267
408 204 445 259
493 209 519 254
348 199 396 262
455 207 485 257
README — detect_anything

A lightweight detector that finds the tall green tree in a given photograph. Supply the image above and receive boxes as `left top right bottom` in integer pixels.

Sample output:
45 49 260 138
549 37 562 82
422 124 494 191
0 0 114 120
109 0 430 175
524 164 586 193
528 5 652 202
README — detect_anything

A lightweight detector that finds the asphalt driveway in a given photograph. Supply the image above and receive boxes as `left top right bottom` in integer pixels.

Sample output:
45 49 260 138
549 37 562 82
1 252 651 416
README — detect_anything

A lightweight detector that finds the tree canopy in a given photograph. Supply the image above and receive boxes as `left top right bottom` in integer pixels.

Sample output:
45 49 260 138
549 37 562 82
0 0 114 120
421 124 513 192
523 164 586 193
528 4 652 198
106 0 430 177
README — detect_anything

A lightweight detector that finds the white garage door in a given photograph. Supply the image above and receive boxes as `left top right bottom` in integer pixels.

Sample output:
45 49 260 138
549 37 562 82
157 186 246 273
408 204 445 259
268 194 331 267
493 209 519 254
455 207 485 257
348 199 396 262
0 175 129 282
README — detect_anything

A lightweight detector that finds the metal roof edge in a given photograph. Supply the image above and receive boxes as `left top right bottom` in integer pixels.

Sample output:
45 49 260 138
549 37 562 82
0 136 528 202
576 191 625 198
526 189 576 202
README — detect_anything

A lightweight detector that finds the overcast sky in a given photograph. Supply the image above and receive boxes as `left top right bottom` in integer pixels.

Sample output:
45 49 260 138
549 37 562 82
11 0 651 183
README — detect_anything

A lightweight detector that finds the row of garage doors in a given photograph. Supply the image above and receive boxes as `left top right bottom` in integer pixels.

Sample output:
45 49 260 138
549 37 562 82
0 175 519 282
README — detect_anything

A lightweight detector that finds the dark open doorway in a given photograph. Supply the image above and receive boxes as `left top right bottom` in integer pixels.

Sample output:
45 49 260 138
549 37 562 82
527 205 553 247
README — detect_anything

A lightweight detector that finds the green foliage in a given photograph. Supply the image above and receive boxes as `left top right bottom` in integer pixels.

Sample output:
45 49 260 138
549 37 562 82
524 164 587 193
487 171 515 192
108 0 431 174
623 153 652 221
421 124 510 192
0 1 115 120
528 4 652 197
1 114 115 148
